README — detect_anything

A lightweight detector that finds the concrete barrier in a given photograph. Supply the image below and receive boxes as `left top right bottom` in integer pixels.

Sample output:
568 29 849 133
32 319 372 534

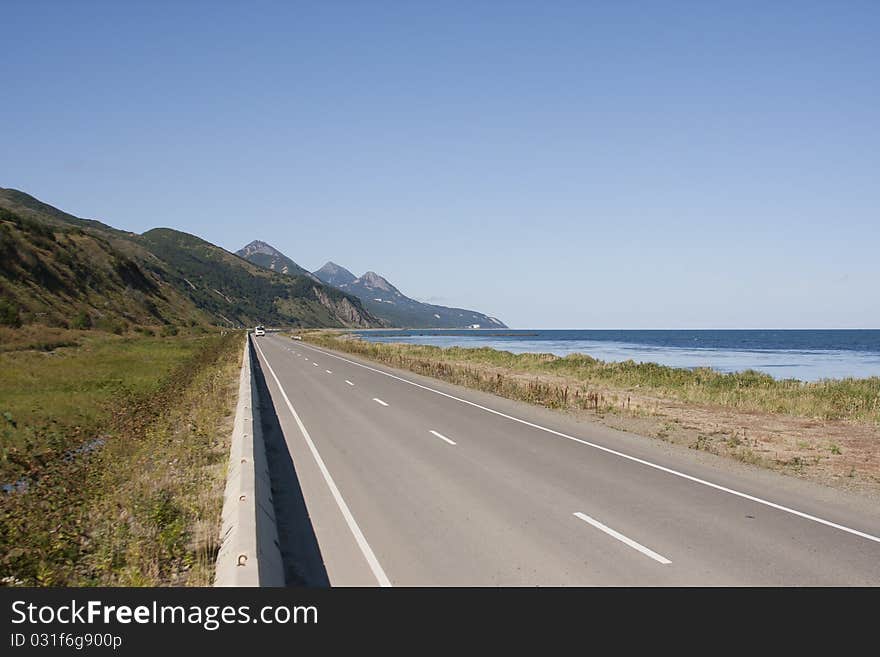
215 334 285 586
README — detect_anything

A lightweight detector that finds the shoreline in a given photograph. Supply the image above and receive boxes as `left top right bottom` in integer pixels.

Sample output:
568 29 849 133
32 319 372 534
298 329 880 496
351 328 880 383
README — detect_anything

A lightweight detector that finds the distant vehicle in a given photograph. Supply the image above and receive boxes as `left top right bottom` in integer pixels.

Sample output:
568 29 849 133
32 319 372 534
254 325 265 336
292 335 302 340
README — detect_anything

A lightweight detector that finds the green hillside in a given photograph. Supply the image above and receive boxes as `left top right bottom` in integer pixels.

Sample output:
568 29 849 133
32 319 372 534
0 206 207 331
0 188 379 332
140 228 374 328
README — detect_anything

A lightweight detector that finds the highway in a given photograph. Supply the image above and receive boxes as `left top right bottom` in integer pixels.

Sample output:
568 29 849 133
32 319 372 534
253 334 880 586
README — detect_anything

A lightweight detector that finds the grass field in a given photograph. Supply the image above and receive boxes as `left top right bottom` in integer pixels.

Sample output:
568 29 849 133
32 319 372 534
299 331 880 492
0 329 242 586
1 332 202 464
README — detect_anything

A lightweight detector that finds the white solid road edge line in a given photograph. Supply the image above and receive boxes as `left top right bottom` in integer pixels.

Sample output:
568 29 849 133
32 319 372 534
574 512 671 565
429 430 457 446
373 398 389 407
253 339 392 587
296 341 880 546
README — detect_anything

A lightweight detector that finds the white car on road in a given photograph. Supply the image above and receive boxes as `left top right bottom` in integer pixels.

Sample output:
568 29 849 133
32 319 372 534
254 325 265 336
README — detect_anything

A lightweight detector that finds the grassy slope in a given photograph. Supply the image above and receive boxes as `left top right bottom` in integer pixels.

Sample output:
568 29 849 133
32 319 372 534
140 228 362 328
0 188 380 330
0 207 209 330
0 331 241 585
0 187 127 235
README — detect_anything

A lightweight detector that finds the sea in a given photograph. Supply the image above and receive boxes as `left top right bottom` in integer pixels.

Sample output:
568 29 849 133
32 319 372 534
356 329 880 382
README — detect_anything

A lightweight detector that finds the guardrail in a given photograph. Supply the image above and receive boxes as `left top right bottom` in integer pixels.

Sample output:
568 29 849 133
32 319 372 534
215 334 285 586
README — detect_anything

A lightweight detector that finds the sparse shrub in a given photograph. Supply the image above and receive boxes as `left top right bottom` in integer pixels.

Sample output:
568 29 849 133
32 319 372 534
94 317 127 335
71 309 93 330
44 313 70 329
160 325 179 337
138 489 187 562
0 298 21 327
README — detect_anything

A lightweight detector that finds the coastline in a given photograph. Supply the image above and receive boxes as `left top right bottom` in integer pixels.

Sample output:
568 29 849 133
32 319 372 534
353 328 880 382
297 329 880 496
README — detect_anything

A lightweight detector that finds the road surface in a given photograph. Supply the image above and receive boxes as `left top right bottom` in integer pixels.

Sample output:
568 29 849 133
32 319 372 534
253 334 880 586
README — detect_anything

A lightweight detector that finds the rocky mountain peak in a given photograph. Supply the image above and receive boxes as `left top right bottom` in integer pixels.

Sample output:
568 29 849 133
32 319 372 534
238 240 282 258
249 249 508 329
314 261 357 287
359 271 397 293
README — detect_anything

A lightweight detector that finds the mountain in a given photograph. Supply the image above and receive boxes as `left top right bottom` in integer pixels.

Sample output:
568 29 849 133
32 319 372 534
140 229 376 328
244 247 506 328
0 204 206 331
236 240 319 281
313 261 357 288
0 188 380 331
318 269 508 329
0 187 131 236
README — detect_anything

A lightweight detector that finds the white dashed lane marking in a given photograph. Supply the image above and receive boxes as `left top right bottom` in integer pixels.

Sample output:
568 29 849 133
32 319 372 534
429 430 456 446
574 512 671 565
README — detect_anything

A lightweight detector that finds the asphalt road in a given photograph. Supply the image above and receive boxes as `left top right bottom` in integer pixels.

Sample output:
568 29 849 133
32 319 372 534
253 334 880 586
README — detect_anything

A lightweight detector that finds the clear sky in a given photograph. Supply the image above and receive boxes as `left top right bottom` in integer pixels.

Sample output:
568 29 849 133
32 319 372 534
2 1 878 328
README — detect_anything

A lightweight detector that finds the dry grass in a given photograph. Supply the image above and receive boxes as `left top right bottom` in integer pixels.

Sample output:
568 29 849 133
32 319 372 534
0 326 84 352
83 336 242 586
299 331 880 494
306 335 880 423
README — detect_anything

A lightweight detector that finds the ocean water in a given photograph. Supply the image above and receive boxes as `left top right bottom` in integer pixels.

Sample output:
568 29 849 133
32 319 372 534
357 329 880 382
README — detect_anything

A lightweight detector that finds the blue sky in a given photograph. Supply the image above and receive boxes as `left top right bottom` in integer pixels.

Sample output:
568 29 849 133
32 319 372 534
2 1 878 328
